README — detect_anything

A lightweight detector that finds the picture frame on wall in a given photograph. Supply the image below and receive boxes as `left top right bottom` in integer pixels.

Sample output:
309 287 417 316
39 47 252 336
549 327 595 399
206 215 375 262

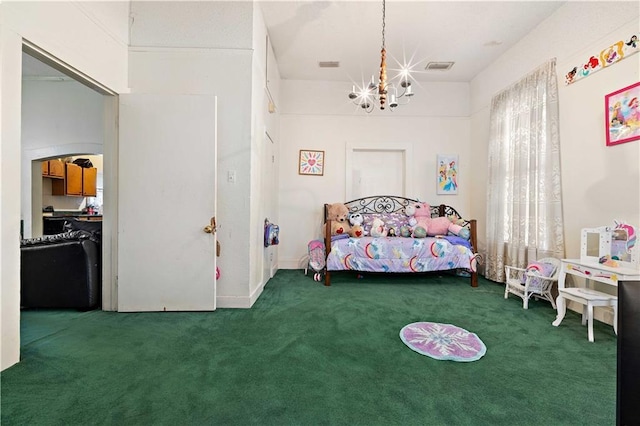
298 150 324 176
605 81 640 147
437 154 458 195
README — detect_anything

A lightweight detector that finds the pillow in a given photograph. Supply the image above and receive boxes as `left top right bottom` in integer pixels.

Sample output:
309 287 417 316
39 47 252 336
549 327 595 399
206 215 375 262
21 230 96 246
362 213 408 236
525 261 556 277
63 218 102 241
521 261 557 290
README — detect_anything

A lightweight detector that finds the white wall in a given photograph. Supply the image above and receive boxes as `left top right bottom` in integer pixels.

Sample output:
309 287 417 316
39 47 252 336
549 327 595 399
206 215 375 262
249 4 281 304
21 79 104 238
128 1 259 308
128 48 254 305
0 25 24 373
470 2 640 258
2 2 129 93
278 79 471 268
130 1 253 49
0 1 129 370
469 2 640 324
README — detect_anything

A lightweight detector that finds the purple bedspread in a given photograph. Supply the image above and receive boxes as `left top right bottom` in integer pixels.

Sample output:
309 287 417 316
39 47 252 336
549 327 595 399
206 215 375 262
327 236 476 273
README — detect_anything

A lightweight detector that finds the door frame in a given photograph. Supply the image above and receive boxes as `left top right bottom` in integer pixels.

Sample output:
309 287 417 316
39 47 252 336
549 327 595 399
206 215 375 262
22 42 119 311
345 142 413 201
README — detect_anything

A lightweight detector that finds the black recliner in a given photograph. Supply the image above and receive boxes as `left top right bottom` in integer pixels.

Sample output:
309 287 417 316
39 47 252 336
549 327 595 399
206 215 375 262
21 226 101 310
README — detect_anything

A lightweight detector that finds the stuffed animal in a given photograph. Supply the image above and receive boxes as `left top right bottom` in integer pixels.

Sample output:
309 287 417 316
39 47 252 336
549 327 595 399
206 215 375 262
350 225 365 238
324 203 352 237
405 202 466 238
348 213 366 238
447 215 471 239
370 218 388 238
399 225 413 237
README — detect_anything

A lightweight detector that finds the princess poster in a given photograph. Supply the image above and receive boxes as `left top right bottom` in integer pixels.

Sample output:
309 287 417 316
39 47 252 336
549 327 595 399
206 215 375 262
605 81 640 146
437 154 458 195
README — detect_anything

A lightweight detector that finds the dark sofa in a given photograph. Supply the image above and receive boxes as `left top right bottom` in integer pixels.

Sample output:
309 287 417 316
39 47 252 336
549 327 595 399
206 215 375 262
21 219 102 310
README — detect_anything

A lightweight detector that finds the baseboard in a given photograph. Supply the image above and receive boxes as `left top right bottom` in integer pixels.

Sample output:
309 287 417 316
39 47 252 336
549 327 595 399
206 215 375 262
216 295 252 309
249 282 265 307
216 279 268 309
280 258 305 269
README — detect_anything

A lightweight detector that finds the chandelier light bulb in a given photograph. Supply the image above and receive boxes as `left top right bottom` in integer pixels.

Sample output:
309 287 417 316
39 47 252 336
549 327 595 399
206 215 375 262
348 85 357 99
368 75 376 90
389 92 398 108
405 84 414 97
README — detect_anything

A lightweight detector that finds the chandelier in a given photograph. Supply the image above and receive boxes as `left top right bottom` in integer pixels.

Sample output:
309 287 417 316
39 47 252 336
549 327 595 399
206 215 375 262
348 0 414 112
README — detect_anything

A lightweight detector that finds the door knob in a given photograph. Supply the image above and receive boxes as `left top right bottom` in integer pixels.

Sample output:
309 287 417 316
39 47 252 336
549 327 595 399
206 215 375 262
203 217 217 234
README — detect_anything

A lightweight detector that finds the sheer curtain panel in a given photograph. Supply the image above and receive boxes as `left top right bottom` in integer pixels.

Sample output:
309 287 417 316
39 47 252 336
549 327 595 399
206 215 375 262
485 59 565 282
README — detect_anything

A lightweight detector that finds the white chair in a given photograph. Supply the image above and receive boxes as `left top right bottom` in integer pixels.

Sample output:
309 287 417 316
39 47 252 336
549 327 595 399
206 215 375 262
504 258 560 309
556 286 617 343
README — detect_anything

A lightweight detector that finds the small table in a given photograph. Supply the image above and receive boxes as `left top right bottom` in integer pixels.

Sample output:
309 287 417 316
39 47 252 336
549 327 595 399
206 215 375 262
552 259 639 341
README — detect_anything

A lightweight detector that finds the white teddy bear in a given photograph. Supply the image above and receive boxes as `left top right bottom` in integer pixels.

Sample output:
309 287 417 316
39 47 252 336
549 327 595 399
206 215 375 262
370 218 388 238
349 212 367 238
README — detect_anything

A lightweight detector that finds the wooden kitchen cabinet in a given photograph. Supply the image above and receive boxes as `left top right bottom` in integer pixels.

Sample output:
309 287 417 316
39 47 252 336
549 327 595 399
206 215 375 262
42 160 65 179
82 166 97 196
52 163 96 197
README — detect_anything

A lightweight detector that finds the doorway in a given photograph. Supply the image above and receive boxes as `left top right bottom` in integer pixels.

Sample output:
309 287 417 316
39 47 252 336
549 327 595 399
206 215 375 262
21 43 118 311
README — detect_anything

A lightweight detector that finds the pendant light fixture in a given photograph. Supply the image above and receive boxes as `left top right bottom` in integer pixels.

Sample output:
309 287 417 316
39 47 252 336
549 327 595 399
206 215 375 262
348 0 415 112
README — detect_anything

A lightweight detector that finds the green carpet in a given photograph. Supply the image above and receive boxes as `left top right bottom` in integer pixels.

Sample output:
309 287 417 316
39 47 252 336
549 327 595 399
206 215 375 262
1 270 616 425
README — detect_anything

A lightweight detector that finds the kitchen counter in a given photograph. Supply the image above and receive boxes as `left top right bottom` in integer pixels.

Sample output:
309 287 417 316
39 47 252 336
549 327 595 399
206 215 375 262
43 212 102 219
42 214 102 235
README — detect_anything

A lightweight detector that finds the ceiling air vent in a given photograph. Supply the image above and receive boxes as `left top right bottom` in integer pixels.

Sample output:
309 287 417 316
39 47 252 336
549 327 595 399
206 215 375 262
318 61 340 68
425 61 455 71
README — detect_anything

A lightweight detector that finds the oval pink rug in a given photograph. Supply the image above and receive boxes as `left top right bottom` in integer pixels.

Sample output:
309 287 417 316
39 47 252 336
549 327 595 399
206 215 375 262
400 322 486 362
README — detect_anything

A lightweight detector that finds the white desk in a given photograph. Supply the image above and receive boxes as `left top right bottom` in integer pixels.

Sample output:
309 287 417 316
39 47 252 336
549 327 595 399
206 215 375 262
552 259 640 341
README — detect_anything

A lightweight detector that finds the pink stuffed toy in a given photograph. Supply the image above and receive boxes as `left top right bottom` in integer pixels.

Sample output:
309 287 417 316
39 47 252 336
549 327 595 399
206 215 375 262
405 202 466 238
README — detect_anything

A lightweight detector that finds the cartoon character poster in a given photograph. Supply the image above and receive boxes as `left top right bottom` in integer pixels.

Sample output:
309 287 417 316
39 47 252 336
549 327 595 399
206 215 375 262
437 154 458 195
605 81 640 146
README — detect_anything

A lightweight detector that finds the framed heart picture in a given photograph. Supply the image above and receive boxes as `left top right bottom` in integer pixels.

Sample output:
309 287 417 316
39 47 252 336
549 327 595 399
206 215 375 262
298 150 324 176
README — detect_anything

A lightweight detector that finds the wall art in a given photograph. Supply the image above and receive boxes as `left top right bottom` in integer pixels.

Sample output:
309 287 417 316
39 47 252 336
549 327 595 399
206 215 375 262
437 154 458 195
605 81 640 146
298 150 324 176
565 33 638 85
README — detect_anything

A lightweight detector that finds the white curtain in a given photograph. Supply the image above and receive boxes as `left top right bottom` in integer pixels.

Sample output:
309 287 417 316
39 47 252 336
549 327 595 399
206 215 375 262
485 59 565 282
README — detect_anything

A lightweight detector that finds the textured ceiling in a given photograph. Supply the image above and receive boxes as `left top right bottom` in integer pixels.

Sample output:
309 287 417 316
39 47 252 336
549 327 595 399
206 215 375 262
22 1 567 86
260 1 566 83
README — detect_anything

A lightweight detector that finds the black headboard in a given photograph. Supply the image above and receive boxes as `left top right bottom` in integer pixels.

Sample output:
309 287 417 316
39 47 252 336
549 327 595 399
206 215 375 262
325 196 465 221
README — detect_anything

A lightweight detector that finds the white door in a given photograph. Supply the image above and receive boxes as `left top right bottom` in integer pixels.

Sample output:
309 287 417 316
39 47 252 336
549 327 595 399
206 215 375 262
345 143 413 201
118 94 217 312
351 149 404 199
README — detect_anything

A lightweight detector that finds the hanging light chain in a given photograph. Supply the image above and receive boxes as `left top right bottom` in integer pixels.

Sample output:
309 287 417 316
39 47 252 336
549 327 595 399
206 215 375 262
381 0 386 50
378 0 387 109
